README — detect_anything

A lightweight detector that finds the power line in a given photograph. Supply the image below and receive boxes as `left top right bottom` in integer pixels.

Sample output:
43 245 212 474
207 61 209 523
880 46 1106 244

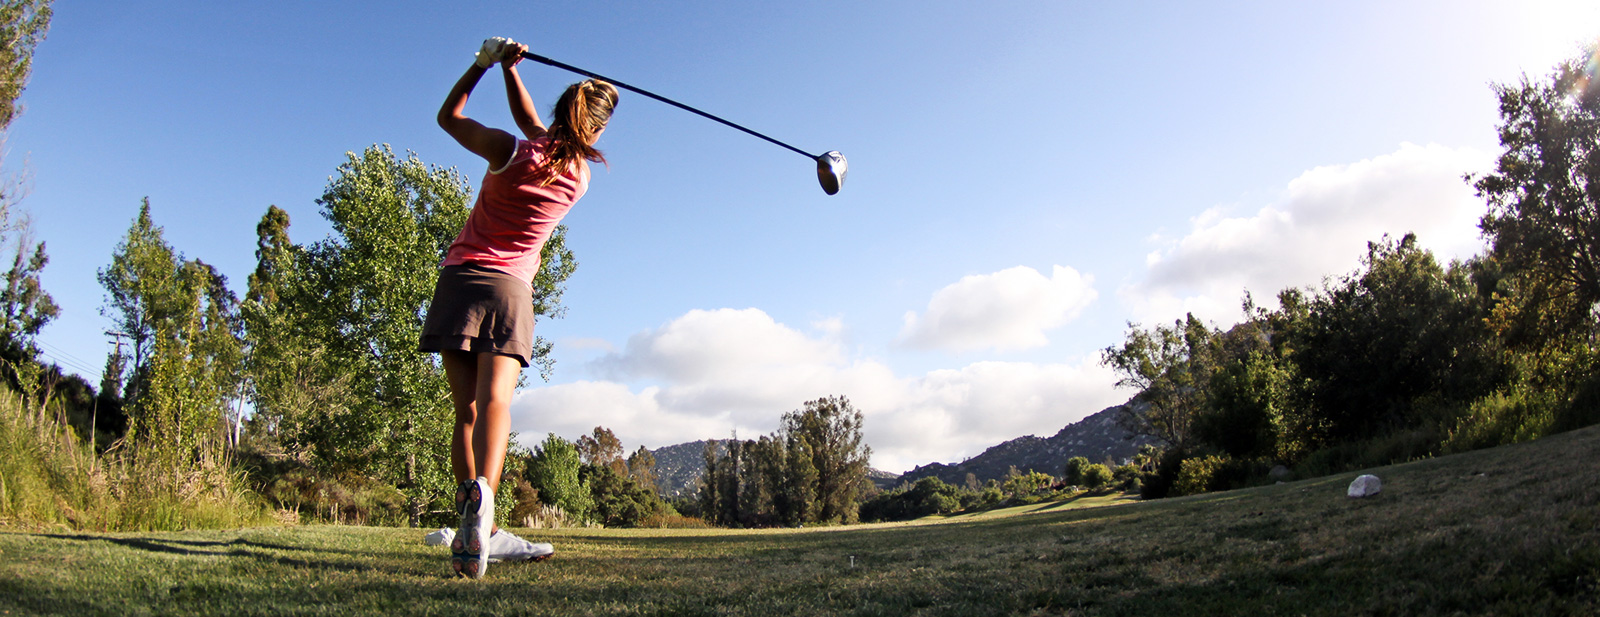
35 342 102 380
37 339 100 370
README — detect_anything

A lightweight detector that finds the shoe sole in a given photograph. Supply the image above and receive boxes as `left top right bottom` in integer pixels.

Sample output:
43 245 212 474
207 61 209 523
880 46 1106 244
452 479 490 579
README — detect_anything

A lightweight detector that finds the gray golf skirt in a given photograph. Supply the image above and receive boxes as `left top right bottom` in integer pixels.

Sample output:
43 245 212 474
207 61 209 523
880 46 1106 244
418 263 535 367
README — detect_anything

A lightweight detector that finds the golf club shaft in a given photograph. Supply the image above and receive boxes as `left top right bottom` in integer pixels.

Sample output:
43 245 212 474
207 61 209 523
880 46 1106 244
520 51 815 159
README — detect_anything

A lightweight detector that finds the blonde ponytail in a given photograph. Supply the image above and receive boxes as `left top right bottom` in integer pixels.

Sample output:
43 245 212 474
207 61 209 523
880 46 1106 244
535 79 618 186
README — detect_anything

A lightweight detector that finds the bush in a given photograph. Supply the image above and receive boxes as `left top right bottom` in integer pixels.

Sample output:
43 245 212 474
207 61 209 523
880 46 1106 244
860 476 965 522
1172 455 1230 497
1139 447 1184 499
637 511 710 528
1079 464 1114 491
1002 471 1054 497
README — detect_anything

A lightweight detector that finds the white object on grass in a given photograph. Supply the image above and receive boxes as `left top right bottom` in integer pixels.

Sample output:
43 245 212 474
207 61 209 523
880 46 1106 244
425 527 553 562
485 529 555 562
424 527 453 546
1347 474 1382 498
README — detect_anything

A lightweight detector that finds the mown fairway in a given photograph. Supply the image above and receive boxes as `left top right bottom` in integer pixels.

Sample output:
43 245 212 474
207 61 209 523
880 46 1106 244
4 427 1599 616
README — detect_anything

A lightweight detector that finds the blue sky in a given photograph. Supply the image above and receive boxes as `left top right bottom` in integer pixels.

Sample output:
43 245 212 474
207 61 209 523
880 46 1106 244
11 1 1598 472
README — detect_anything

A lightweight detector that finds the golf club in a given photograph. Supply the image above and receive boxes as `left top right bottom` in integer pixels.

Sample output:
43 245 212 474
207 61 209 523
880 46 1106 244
520 50 848 195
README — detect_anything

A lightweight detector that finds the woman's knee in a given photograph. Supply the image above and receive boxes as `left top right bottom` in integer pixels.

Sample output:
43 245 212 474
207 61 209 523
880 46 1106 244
453 400 478 425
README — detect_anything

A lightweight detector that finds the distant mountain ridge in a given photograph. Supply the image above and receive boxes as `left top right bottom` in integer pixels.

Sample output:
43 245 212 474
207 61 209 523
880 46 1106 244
646 401 1149 496
896 402 1150 487
648 439 719 497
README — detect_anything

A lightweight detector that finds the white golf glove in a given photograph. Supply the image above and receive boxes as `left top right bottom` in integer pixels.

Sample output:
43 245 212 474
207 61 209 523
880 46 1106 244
475 37 513 68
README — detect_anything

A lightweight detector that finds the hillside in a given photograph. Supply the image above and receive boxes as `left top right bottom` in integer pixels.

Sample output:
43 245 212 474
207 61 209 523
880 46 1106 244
646 439 720 497
898 402 1153 487
649 402 1151 495
8 423 1597 614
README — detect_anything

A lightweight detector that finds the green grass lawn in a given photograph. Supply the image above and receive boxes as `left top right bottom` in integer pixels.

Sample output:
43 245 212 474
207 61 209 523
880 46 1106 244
4 426 1598 616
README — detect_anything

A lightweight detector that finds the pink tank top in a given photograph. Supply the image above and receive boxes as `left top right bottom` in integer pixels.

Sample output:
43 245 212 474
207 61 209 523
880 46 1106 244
442 136 588 284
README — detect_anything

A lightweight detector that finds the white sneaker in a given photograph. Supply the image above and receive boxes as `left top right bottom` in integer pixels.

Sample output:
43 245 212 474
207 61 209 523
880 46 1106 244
486 529 555 563
424 528 454 547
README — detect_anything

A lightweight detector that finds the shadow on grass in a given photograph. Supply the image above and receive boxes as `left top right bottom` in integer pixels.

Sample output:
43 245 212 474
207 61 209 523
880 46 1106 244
39 533 384 573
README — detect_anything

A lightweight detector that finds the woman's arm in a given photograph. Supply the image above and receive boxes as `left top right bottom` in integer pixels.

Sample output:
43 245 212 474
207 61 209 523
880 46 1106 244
499 42 546 141
437 57 518 170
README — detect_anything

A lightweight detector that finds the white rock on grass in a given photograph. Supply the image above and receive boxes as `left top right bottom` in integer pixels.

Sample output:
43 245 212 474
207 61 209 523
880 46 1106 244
1347 474 1382 498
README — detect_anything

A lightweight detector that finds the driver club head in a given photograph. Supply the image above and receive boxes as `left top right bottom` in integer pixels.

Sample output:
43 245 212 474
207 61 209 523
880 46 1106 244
816 151 848 195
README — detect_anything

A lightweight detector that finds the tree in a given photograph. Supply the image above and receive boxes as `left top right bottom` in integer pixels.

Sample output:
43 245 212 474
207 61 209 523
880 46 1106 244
239 205 346 457
98 198 181 404
1062 456 1091 486
0 0 52 369
781 396 871 524
581 462 663 527
775 433 817 526
526 433 592 521
625 445 657 492
1474 49 1600 341
0 228 56 365
99 203 243 470
1286 234 1498 446
1102 313 1220 450
0 0 50 133
1079 464 1113 491
859 476 961 522
288 146 474 525
576 426 626 476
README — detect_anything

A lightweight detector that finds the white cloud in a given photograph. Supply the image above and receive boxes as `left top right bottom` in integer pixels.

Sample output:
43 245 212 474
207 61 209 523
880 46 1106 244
511 307 1124 474
1124 142 1491 326
897 265 1098 353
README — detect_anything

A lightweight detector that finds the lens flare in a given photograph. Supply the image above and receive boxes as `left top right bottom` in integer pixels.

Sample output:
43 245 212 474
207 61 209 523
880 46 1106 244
1573 38 1600 97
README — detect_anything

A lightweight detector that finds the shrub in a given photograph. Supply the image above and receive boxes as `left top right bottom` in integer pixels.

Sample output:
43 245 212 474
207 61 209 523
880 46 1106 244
1062 457 1091 485
1172 454 1230 497
1002 471 1054 497
1443 389 1558 454
1079 464 1114 491
637 511 710 528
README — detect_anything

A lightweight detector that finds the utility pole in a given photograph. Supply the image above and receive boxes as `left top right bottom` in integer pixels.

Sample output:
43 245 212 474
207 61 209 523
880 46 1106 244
96 330 129 453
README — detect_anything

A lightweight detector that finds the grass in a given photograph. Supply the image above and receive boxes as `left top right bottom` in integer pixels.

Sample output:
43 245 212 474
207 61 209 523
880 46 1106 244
3 425 1599 616
0 384 273 532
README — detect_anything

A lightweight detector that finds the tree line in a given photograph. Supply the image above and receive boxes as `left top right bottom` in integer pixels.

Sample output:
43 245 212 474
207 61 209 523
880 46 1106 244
692 396 872 527
1102 51 1600 498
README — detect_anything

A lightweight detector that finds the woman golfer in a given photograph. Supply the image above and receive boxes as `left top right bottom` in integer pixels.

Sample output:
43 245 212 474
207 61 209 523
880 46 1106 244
422 37 617 579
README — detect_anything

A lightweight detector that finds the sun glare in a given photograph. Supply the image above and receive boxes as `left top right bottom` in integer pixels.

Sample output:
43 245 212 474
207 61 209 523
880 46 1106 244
1514 0 1600 70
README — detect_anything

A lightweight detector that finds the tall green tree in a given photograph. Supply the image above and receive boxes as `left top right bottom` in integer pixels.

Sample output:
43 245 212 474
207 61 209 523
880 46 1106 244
99 202 243 469
0 229 55 365
0 0 49 133
1474 48 1600 342
0 0 52 370
1101 313 1220 451
294 145 470 524
98 199 184 409
527 433 592 521
1286 234 1499 446
239 205 339 455
776 432 817 526
781 396 871 524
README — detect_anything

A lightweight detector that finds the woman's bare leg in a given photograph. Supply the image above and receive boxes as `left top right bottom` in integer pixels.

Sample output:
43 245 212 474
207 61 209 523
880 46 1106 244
442 350 481 483
471 352 522 491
